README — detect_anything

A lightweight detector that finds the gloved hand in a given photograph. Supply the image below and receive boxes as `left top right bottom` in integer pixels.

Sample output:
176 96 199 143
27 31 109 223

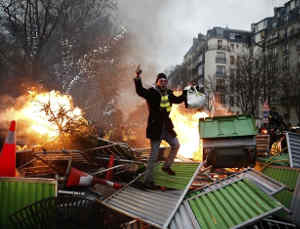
136 64 142 78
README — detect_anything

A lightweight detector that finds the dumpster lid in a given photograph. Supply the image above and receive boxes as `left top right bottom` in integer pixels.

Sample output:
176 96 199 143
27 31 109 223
199 115 257 139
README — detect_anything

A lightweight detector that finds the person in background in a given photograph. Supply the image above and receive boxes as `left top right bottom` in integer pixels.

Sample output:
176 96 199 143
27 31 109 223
268 107 287 131
134 65 187 189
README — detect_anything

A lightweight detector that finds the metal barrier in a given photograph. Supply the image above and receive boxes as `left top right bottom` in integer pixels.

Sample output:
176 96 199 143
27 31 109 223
10 196 130 229
256 134 270 155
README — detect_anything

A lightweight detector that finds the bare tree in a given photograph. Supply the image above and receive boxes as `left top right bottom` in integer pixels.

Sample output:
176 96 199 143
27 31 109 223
203 74 216 113
0 0 65 78
52 0 117 91
233 53 263 115
66 28 129 124
225 51 281 116
278 67 300 123
0 0 117 87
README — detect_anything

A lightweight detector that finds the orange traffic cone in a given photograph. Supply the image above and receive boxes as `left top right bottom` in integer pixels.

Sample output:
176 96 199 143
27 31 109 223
0 121 16 177
66 167 122 189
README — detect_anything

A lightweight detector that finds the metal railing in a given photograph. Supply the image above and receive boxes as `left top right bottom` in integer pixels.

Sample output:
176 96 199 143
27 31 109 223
207 45 231 52
215 57 226 64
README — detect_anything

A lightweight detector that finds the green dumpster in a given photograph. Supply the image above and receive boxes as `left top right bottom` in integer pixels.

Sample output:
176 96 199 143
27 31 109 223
200 115 257 168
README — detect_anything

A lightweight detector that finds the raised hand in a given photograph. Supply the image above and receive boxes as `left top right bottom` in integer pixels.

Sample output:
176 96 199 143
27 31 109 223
136 64 142 78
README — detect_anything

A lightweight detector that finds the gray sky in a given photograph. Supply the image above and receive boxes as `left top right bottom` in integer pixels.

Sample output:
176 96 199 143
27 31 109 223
117 0 288 72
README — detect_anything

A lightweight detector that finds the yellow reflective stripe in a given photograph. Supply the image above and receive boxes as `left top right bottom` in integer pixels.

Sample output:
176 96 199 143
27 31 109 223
160 102 170 107
161 95 168 101
160 94 171 112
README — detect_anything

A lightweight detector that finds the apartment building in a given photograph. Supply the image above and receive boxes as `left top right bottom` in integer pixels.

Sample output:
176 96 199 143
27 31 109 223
171 0 300 121
179 27 251 113
252 0 300 74
252 0 300 123
204 27 251 111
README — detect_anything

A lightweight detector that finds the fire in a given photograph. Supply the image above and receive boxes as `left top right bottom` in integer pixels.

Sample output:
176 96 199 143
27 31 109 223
4 90 83 141
170 105 208 160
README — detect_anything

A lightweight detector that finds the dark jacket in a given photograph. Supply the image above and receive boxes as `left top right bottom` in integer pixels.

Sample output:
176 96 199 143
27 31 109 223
134 77 187 140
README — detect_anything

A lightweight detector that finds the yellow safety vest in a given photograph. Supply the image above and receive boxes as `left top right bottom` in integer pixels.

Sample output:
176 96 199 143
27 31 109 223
270 141 282 156
160 94 171 112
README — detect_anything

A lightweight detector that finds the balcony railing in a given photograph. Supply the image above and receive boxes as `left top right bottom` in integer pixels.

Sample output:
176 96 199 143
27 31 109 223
207 45 231 52
216 71 226 77
216 57 226 64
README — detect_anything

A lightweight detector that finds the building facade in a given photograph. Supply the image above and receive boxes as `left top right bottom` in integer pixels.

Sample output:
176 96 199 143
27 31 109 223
252 0 300 75
168 33 206 89
252 0 300 124
178 27 251 113
204 27 251 113
170 0 300 124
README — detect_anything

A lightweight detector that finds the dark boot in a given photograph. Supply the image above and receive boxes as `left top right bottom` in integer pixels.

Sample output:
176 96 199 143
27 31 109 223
162 166 176 176
144 181 161 190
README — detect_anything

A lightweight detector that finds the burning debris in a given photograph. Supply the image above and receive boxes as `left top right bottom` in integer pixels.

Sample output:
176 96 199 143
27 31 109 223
0 88 299 228
0 110 299 228
1 89 98 150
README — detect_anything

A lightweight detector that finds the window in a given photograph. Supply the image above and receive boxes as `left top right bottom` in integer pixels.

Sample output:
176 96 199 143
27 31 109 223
216 65 226 77
230 56 235 65
230 68 235 77
216 79 225 91
272 47 278 57
236 96 240 105
230 81 235 92
216 52 226 64
271 63 277 73
284 43 289 55
230 33 236 40
229 71 235 92
229 96 234 106
215 93 221 104
231 43 235 51
218 40 223 49
236 44 239 49
220 94 226 104
216 79 225 92
237 56 241 64
282 56 289 71
215 93 225 104
216 28 224 36
285 15 289 22
235 34 242 40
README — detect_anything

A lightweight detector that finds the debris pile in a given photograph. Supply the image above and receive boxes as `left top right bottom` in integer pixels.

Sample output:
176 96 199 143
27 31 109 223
0 116 299 229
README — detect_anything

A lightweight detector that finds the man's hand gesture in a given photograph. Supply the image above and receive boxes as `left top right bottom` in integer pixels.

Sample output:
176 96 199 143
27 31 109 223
136 65 142 78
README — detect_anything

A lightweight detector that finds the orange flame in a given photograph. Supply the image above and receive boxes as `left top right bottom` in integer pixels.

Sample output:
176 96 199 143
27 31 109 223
170 105 208 160
4 90 83 141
